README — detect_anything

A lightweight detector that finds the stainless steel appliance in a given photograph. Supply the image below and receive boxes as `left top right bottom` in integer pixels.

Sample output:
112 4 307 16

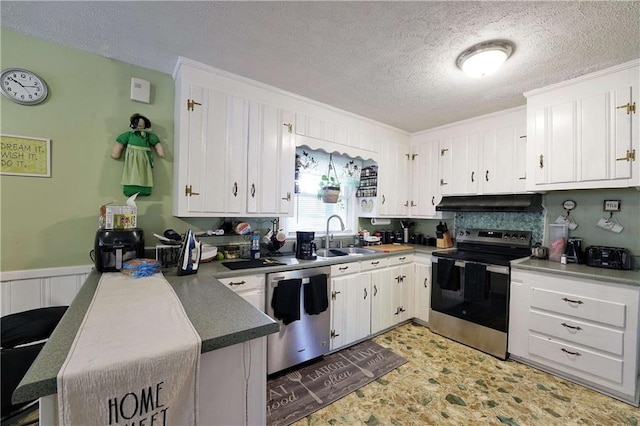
431 228 531 359
585 246 632 270
266 267 331 374
296 231 317 260
94 228 144 272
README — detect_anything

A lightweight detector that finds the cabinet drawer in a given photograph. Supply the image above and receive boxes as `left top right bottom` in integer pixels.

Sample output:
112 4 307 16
529 335 623 384
388 253 414 266
331 262 361 276
530 287 626 327
218 274 265 292
360 257 390 271
529 311 624 355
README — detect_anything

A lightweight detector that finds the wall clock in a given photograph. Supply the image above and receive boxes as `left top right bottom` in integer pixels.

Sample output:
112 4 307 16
1 68 49 105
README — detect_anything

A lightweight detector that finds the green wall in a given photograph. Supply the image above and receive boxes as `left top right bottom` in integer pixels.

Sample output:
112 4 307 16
0 29 213 271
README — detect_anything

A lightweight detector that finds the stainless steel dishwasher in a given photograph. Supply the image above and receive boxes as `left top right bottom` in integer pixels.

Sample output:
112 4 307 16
266 267 331 375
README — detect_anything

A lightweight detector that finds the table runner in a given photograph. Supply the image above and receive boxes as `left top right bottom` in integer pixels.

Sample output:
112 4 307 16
57 273 201 425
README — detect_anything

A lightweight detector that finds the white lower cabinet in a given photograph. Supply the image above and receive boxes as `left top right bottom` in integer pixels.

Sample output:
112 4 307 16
218 274 265 311
330 266 371 351
413 255 432 324
370 267 394 334
509 269 639 406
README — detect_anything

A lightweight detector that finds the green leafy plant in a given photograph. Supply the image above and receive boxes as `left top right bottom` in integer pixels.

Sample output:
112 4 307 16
317 174 341 199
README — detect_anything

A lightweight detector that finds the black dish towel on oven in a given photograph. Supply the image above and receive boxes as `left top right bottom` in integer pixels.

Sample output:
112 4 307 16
271 279 302 324
464 262 487 302
304 274 329 315
437 258 460 291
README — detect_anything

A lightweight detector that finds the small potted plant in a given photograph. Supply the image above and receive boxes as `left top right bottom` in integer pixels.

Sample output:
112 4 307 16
317 154 341 203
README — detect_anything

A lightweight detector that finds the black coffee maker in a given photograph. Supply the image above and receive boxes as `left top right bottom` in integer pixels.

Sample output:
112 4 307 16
565 237 583 264
296 231 316 260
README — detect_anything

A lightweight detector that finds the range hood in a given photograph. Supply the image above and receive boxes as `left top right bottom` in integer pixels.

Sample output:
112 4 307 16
435 194 543 212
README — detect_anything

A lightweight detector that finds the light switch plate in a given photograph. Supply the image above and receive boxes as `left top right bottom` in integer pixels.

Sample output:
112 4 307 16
130 77 150 103
603 200 621 211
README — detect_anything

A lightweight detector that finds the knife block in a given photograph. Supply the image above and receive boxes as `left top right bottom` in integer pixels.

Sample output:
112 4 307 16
437 231 453 249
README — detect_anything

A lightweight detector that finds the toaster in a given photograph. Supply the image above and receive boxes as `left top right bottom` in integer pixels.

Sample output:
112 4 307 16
94 228 145 272
585 246 632 270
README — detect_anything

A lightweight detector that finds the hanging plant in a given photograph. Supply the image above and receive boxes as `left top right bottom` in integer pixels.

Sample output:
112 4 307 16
317 154 341 203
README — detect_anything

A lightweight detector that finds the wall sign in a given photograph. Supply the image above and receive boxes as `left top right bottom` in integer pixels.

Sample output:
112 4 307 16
0 134 51 177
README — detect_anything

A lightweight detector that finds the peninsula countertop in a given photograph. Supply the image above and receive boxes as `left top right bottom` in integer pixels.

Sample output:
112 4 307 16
13 268 279 405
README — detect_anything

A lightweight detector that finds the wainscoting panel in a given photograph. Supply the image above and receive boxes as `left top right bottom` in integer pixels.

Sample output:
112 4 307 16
1 265 92 315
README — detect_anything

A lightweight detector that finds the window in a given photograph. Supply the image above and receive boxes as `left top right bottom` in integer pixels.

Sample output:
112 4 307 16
284 148 362 238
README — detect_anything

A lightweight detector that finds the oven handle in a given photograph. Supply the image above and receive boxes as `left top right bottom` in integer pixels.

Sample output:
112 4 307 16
431 258 509 275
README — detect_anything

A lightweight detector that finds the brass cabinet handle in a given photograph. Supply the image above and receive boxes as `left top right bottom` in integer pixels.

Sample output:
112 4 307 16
561 322 582 331
281 192 291 201
363 288 368 300
411 201 417 207
371 261 380 266
250 183 256 198
440 148 449 156
186 99 201 111
471 171 475 182
616 149 636 162
562 297 583 305
403 201 409 207
519 175 527 180
185 185 200 197
485 170 489 182
374 285 378 296
440 179 448 186
228 280 246 286
283 123 293 133
616 102 636 114
339 266 349 271
539 154 544 169
423 278 428 288
331 330 340 338
431 196 435 205
411 153 419 160
561 348 582 356
233 182 238 197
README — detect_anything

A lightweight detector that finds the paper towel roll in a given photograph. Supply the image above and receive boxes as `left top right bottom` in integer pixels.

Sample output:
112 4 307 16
370 218 391 225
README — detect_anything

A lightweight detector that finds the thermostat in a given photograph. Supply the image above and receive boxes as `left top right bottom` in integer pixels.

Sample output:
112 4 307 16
603 200 621 212
130 77 150 103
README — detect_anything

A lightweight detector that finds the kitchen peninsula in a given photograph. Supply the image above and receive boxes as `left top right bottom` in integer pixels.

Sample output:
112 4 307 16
13 268 279 425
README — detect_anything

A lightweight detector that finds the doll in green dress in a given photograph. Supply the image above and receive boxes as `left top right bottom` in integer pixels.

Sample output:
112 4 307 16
112 113 164 196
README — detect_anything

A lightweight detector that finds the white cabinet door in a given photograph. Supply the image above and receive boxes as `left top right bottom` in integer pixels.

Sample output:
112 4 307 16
330 273 371 350
370 268 394 334
389 264 414 324
378 141 409 216
481 122 528 194
176 84 248 216
409 141 447 217
218 274 266 312
440 133 479 195
526 63 639 190
247 103 295 215
413 263 431 323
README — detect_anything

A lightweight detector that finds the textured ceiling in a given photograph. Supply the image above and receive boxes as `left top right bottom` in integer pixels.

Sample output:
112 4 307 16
2 1 639 133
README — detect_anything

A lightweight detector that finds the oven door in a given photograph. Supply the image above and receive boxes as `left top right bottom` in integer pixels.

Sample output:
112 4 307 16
430 257 510 332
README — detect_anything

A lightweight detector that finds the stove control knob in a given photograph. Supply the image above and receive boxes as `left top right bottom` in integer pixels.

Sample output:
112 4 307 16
520 234 526 240
504 233 511 239
465 231 471 236
458 231 464 236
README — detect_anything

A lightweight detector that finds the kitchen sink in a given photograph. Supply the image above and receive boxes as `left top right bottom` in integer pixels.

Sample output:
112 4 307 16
316 247 377 257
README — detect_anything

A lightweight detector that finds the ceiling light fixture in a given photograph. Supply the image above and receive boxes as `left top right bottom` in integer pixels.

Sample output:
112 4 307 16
456 40 514 78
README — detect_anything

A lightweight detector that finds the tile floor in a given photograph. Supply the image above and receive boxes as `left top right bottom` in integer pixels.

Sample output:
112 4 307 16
294 322 639 425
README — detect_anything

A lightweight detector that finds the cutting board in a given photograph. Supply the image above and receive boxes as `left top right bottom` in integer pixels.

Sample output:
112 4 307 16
369 244 415 253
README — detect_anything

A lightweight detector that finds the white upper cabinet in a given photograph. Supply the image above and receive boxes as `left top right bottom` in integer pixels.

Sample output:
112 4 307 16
408 141 451 218
377 139 410 217
174 83 248 216
525 60 639 191
411 106 527 198
247 104 295 216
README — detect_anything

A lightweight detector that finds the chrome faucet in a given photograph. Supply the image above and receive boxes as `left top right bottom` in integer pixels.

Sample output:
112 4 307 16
326 215 345 249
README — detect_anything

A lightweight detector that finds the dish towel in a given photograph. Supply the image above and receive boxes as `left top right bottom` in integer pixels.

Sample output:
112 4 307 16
464 262 487 302
57 273 201 426
304 274 329 315
437 258 460 291
271 279 302 324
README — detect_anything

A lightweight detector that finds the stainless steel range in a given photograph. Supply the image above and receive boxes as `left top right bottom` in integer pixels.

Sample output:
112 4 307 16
430 228 532 359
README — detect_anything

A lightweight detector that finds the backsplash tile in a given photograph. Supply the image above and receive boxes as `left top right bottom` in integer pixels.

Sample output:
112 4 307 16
454 212 545 245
